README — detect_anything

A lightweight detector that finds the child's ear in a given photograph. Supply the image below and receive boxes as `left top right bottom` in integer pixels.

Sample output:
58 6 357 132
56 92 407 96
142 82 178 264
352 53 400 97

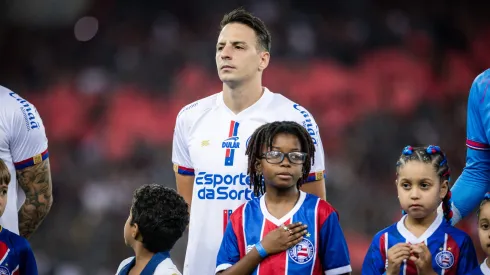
133 223 143 241
440 179 449 200
255 159 262 174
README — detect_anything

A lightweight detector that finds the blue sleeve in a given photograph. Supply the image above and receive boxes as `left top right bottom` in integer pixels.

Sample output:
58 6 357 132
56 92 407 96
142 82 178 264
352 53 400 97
319 212 352 274
361 235 385 275
19 238 38 275
452 70 490 222
457 235 479 274
216 221 240 272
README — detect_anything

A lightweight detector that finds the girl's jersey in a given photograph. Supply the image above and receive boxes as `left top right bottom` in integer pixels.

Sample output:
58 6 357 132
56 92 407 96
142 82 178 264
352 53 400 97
216 191 351 275
362 213 478 274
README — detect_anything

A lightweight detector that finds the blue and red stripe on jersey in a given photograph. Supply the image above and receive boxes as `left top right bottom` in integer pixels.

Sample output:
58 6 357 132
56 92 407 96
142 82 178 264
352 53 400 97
175 165 195 176
306 170 326 182
466 139 490 150
13 149 49 170
224 120 240 166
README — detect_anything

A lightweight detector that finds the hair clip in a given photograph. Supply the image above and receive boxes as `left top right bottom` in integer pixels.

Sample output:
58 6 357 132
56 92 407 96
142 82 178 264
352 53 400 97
426 145 441 155
485 192 490 200
402 146 413 156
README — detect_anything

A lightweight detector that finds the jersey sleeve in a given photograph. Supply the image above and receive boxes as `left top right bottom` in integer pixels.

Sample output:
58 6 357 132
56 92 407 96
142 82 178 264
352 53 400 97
171 110 194 176
457 235 479 274
361 233 386 275
216 221 240 273
6 96 49 170
19 238 38 274
291 104 326 183
466 70 490 150
319 211 351 275
451 70 490 223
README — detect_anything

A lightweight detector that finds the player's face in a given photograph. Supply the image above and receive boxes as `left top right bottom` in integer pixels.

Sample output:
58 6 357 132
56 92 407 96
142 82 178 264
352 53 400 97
259 133 304 191
396 161 448 220
0 184 7 217
216 23 269 86
478 203 490 255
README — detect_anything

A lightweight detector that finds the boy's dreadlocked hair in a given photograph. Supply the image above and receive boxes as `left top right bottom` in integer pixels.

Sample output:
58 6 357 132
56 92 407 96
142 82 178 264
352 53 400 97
477 193 490 220
396 145 452 223
246 121 316 197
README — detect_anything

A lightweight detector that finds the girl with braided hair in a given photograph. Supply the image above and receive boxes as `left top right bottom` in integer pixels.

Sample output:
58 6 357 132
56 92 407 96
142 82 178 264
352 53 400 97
468 193 490 274
362 145 478 275
216 121 351 275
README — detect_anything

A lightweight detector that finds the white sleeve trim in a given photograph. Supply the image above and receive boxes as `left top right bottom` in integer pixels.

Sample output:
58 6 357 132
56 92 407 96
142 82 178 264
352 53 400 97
325 265 352 275
215 263 233 274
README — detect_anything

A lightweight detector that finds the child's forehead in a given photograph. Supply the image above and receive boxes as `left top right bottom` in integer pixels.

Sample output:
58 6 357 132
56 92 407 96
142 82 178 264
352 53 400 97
398 161 438 178
480 202 490 215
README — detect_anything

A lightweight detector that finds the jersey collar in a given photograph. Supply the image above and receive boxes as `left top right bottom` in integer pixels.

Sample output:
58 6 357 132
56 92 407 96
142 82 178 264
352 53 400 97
396 212 443 244
118 251 170 275
259 191 306 226
217 87 273 118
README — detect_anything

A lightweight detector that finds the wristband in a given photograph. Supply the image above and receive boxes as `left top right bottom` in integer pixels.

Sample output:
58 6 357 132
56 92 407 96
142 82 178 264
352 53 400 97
255 242 268 258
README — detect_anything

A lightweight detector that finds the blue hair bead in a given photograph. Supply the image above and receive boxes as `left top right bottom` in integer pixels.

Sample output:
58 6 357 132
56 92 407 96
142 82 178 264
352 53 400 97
402 146 413 156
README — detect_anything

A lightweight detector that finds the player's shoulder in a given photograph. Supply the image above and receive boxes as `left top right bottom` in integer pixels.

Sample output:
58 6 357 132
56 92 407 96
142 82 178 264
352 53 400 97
370 223 399 243
470 68 490 95
0 86 29 111
474 68 490 84
154 258 182 275
268 91 316 120
1 228 31 251
116 256 134 274
175 93 220 122
442 222 473 242
230 199 256 219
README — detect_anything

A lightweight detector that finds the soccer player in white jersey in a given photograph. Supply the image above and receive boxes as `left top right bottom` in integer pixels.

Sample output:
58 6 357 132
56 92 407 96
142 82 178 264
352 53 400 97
172 8 326 275
0 86 53 238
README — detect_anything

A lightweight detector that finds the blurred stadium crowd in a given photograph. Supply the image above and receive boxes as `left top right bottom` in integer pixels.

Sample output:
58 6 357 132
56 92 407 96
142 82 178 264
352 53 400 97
1 0 490 274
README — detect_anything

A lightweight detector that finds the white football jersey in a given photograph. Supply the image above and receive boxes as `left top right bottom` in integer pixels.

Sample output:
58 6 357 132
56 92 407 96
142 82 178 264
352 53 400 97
0 86 48 234
116 255 182 275
172 88 325 275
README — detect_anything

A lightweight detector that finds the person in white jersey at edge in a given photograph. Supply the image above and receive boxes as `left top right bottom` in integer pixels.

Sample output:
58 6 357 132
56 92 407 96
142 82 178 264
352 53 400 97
0 86 53 238
172 8 327 275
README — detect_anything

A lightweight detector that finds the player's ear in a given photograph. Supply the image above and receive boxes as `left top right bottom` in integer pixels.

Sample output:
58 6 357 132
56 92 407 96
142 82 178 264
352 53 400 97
258 51 270 72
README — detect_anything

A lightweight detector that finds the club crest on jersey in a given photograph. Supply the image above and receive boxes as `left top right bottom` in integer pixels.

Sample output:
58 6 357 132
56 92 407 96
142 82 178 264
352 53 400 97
435 250 454 269
288 238 314 264
224 121 240 166
0 266 9 275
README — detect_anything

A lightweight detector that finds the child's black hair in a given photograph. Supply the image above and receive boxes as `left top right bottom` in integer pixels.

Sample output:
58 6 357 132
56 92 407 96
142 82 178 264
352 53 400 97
245 121 316 197
396 145 452 223
477 193 490 220
130 184 189 253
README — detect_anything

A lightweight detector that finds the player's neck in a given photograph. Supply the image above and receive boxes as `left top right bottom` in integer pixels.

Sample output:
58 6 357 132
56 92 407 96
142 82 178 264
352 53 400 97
222 79 263 114
486 257 490 269
132 244 155 270
404 211 437 238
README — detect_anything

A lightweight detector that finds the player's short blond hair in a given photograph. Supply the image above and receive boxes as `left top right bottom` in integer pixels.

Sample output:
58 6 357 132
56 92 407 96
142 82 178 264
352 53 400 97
0 159 10 186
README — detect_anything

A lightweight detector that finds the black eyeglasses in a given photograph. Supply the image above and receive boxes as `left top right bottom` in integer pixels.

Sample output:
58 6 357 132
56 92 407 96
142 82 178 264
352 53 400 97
261 151 307 164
